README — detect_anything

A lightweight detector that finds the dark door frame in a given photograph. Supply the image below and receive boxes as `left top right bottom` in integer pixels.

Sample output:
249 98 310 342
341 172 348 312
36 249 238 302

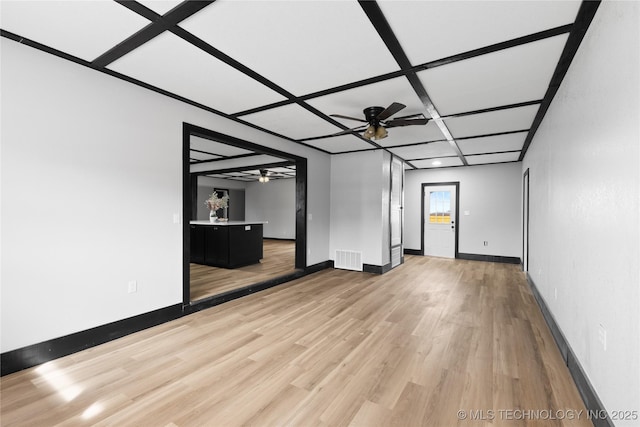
182 123 307 308
420 181 460 258
522 168 530 271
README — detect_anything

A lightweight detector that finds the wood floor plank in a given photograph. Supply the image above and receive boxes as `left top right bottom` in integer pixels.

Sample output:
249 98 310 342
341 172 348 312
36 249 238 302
190 239 296 301
1 256 591 426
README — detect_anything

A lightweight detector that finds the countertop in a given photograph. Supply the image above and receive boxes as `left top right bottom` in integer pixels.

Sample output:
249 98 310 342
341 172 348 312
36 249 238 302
190 220 267 226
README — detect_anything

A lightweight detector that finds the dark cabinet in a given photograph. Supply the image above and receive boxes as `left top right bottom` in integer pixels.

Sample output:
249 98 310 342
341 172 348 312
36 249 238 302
190 223 263 268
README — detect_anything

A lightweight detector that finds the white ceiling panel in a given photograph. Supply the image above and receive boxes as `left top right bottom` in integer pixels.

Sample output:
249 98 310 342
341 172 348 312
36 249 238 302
190 136 254 157
458 132 527 155
0 1 149 61
380 1 580 66
306 77 427 126
241 104 341 140
445 105 539 139
137 1 183 16
418 35 568 115
107 32 286 114
304 135 376 154
179 0 399 95
467 152 521 165
389 142 457 160
411 157 463 169
190 151 221 162
376 121 446 147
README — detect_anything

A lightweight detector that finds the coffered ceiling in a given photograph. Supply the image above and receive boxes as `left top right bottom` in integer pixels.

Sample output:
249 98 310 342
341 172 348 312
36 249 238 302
1 0 598 172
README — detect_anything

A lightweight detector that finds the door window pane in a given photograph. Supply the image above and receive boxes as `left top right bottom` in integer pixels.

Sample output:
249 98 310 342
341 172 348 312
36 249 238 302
429 191 451 223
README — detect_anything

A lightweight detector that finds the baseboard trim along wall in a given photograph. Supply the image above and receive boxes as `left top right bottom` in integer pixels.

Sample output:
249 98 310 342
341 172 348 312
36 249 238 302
1 304 183 377
363 262 393 274
526 274 614 427
1 260 334 377
458 253 521 264
403 249 521 265
404 248 422 256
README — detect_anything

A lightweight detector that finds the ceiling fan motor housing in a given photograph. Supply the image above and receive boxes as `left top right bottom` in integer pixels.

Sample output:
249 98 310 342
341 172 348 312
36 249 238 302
364 106 385 126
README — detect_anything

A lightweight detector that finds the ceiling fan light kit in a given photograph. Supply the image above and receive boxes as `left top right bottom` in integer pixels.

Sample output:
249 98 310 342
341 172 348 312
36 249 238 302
259 169 270 183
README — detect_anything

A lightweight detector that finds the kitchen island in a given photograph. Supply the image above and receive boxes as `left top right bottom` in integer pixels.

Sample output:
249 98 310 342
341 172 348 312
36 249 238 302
190 221 265 268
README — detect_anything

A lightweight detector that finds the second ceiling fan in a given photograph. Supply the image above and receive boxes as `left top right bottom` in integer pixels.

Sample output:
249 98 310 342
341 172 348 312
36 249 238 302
330 102 429 141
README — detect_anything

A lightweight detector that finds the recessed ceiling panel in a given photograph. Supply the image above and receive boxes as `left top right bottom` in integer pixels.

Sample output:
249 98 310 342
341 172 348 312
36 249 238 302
179 0 399 95
445 105 539 139
303 135 375 154
380 1 580 65
107 32 286 114
241 104 341 140
137 1 184 16
411 157 463 169
467 152 521 165
190 136 254 157
458 132 527 155
376 122 446 147
190 151 221 162
389 142 457 160
0 1 150 61
306 77 426 127
418 35 568 115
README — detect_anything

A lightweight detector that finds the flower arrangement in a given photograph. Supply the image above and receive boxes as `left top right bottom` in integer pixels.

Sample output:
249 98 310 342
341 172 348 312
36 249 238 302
205 192 229 214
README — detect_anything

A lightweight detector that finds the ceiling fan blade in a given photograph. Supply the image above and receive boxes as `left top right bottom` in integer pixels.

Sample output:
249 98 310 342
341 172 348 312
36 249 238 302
376 102 406 121
393 113 427 120
330 114 368 123
385 118 429 128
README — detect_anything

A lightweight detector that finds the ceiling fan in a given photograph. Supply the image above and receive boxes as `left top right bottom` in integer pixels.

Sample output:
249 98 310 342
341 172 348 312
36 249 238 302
330 102 429 140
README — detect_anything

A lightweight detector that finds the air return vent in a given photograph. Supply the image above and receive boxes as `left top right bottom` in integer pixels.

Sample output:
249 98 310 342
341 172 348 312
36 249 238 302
334 250 363 271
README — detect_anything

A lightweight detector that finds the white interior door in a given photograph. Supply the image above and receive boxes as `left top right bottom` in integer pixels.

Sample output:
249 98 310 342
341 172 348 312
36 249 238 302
424 185 456 258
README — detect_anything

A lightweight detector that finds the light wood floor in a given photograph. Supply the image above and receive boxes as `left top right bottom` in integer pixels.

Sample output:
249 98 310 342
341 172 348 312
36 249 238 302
1 256 590 426
190 239 296 301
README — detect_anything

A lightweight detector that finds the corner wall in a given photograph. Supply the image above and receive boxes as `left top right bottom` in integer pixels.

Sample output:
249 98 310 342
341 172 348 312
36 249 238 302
0 38 331 353
523 1 639 422
404 162 522 258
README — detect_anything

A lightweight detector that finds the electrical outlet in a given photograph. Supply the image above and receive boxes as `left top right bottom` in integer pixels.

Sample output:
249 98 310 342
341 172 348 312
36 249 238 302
598 324 607 351
128 280 137 294
483 241 488 246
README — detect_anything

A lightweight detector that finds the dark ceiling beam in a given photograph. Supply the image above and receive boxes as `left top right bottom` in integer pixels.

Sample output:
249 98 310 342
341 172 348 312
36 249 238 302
440 100 542 120
92 1 215 68
519 0 601 161
233 23 570 120
358 0 468 167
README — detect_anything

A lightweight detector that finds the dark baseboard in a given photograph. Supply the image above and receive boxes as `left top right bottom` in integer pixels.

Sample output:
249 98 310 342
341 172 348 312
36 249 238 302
458 253 521 264
363 262 392 274
1 304 183 377
526 274 614 427
2 260 334 377
404 248 422 256
185 261 333 315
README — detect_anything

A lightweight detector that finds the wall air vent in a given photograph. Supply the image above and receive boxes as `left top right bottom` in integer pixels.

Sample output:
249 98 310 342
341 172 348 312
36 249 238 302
334 250 363 272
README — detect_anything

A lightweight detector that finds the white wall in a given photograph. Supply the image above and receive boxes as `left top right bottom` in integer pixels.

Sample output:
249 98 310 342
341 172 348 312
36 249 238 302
246 178 296 239
523 1 639 422
196 176 247 221
0 38 331 352
330 150 389 266
404 162 522 257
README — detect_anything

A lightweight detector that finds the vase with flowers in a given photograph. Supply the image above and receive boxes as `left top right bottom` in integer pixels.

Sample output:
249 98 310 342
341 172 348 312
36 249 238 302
205 192 229 222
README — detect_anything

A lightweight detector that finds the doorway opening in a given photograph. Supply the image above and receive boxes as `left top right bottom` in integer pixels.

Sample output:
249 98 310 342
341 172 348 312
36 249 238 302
182 123 307 310
421 182 460 259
